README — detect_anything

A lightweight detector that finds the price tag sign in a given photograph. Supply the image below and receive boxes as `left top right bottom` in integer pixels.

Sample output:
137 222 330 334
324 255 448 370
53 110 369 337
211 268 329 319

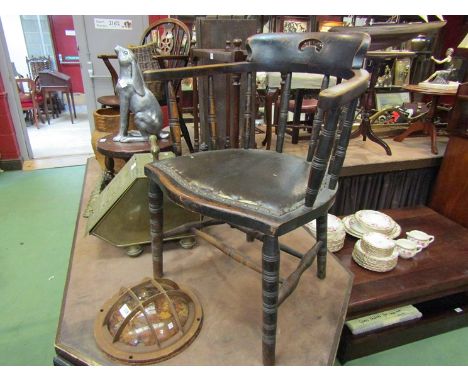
94 18 133 30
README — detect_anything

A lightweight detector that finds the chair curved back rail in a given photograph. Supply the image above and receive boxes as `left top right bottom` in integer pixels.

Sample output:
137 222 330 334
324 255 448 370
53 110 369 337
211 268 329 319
144 32 370 208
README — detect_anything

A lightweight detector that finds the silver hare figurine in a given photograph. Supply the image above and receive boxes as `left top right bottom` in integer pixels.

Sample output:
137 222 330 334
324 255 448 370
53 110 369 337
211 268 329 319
113 45 163 143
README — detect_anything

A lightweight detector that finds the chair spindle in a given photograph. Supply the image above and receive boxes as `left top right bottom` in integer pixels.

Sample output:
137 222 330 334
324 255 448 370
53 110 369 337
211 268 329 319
225 72 232 148
328 98 359 189
275 72 292 153
192 75 200 152
166 80 182 156
305 107 340 207
243 72 253 149
232 73 241 148
207 75 218 150
307 75 330 162
328 104 346 168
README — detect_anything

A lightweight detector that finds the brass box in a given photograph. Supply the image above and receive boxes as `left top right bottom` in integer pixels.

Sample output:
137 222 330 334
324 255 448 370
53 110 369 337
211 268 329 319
86 153 199 248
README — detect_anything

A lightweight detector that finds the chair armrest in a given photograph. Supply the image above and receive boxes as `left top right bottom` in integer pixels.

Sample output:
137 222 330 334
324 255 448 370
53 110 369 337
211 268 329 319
318 69 369 111
143 62 255 82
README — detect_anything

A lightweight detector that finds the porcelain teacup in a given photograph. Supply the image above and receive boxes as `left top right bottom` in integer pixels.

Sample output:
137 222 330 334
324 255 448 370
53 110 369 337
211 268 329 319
406 230 435 248
395 238 423 259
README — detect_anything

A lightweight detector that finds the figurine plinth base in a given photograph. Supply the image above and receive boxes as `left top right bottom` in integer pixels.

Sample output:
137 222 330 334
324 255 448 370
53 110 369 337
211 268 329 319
418 81 460 91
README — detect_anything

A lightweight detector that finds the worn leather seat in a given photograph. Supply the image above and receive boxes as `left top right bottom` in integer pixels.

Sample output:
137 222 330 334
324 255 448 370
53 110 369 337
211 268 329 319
146 149 336 233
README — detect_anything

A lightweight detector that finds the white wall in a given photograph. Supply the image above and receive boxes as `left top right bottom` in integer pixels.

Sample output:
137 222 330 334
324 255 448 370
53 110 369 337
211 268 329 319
1 15 29 77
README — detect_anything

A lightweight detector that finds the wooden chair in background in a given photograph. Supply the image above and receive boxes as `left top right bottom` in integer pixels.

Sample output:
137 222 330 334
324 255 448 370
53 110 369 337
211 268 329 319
16 78 44 128
143 32 370 365
26 55 53 79
97 18 194 151
132 18 193 152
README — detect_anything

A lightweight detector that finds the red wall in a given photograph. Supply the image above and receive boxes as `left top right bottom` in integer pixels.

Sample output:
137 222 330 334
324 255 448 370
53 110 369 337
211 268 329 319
0 73 21 160
148 15 169 25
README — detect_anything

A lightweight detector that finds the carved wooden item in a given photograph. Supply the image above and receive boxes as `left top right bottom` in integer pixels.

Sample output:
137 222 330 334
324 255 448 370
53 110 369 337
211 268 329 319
143 32 370 365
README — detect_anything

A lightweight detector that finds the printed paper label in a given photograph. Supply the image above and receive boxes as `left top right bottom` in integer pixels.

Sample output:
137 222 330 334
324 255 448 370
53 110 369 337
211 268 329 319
94 18 133 30
119 304 131 318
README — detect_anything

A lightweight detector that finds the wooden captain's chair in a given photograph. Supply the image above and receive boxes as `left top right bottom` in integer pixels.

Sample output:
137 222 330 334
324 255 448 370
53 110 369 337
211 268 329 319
143 32 370 365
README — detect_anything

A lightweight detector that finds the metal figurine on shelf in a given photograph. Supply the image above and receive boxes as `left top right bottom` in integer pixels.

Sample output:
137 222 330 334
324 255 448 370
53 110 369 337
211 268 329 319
113 45 164 143
377 65 393 87
425 48 456 84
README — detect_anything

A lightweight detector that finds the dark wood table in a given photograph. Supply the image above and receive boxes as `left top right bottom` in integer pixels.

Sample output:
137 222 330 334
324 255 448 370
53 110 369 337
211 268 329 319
38 70 77 124
351 51 415 156
393 84 457 154
96 133 172 189
335 206 468 362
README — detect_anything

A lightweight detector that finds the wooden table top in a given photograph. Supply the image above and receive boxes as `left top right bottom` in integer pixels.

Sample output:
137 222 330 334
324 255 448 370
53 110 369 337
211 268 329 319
96 133 172 159
403 84 458 96
334 206 468 318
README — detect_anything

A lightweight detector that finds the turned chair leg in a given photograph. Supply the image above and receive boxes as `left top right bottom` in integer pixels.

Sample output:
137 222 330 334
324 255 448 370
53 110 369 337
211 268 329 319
149 179 164 278
262 235 280 366
316 214 328 279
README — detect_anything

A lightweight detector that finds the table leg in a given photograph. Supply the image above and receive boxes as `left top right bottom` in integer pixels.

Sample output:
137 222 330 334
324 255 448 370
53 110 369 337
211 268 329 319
65 92 74 124
70 91 77 118
429 121 438 155
393 94 439 155
393 120 425 142
365 119 392 155
262 96 272 149
262 90 277 150
350 119 363 139
101 156 115 191
43 90 50 125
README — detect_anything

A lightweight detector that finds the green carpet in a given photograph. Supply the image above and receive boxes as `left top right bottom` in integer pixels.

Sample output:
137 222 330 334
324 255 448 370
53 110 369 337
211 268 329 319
0 164 467 365
0 166 85 365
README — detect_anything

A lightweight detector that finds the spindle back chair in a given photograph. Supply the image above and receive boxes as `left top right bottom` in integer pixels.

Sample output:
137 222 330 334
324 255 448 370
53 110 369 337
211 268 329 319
143 32 370 365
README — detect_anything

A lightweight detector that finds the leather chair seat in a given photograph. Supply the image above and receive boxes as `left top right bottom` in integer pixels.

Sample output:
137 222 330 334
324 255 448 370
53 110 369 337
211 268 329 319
146 149 335 231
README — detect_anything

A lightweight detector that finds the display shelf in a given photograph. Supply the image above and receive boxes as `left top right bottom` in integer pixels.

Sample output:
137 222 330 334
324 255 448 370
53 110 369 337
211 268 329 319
338 293 468 362
334 206 468 363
